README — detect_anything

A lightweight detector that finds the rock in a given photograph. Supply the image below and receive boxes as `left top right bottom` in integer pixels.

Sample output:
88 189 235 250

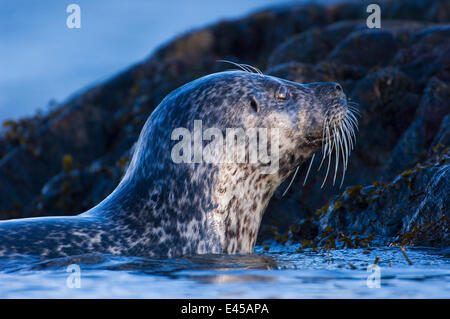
425 0 450 23
392 25 450 85
290 218 319 241
383 119 428 180
266 62 330 83
385 0 445 21
266 61 365 95
383 78 450 178
356 20 433 44
348 67 419 179
327 29 399 68
327 2 365 21
33 165 121 217
431 114 450 149
267 21 359 67
315 149 449 247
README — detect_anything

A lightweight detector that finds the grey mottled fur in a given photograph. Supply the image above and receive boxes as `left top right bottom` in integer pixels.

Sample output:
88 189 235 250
0 71 349 258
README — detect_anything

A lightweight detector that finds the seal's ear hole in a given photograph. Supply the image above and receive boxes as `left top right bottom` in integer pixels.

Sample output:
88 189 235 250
250 96 258 112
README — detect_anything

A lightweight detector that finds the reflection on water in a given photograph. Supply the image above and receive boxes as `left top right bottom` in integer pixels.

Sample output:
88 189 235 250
0 245 449 298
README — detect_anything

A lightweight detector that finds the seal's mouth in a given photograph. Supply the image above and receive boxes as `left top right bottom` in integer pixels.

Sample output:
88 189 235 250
304 135 323 147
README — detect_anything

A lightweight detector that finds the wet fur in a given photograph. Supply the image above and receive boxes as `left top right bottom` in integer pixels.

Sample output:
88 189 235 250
0 71 353 258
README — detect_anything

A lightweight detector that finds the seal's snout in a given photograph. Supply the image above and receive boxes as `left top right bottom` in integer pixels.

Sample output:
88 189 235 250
323 82 344 95
310 81 359 188
306 81 347 105
294 81 346 142
305 81 343 93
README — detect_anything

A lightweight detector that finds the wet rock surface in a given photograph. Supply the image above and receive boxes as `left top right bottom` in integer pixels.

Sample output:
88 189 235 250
0 0 448 248
316 149 449 248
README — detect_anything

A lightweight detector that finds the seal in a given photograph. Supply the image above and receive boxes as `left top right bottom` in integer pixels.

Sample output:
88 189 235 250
0 68 357 258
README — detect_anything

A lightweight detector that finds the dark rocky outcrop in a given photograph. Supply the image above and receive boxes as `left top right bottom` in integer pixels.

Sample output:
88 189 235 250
383 77 450 178
315 149 449 248
0 0 448 248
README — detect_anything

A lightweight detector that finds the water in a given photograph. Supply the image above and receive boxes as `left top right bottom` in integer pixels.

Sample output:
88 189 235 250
0 244 449 298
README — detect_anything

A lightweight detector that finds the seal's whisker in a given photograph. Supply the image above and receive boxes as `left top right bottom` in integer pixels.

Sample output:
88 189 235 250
216 59 253 74
347 108 359 140
338 126 346 187
318 121 330 171
339 124 349 169
340 128 347 172
217 59 264 76
345 121 353 155
317 101 359 188
237 64 254 73
318 132 327 170
339 161 347 188
343 120 354 150
321 115 330 156
282 165 300 197
339 123 351 188
347 102 360 111
347 101 360 107
332 125 340 186
345 117 356 145
346 118 357 147
347 112 359 128
318 148 326 171
349 104 360 120
321 126 334 188
241 63 264 75
348 106 360 115
350 120 357 144
321 113 329 155
347 117 359 133
347 102 357 110
303 153 315 186
349 111 360 123
347 110 358 123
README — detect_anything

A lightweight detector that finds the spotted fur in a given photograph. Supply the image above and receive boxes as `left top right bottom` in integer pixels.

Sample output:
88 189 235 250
0 71 352 258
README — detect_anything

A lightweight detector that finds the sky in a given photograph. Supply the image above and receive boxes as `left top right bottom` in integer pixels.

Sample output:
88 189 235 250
0 0 304 122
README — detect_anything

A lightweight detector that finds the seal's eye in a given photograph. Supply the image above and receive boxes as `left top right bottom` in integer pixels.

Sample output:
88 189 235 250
276 85 290 101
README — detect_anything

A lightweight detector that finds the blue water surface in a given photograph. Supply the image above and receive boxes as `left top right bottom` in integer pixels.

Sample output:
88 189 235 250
0 245 448 298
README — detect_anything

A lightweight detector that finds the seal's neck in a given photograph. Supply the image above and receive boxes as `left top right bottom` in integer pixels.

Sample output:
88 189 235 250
211 164 281 254
87 160 284 256
86 111 305 256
